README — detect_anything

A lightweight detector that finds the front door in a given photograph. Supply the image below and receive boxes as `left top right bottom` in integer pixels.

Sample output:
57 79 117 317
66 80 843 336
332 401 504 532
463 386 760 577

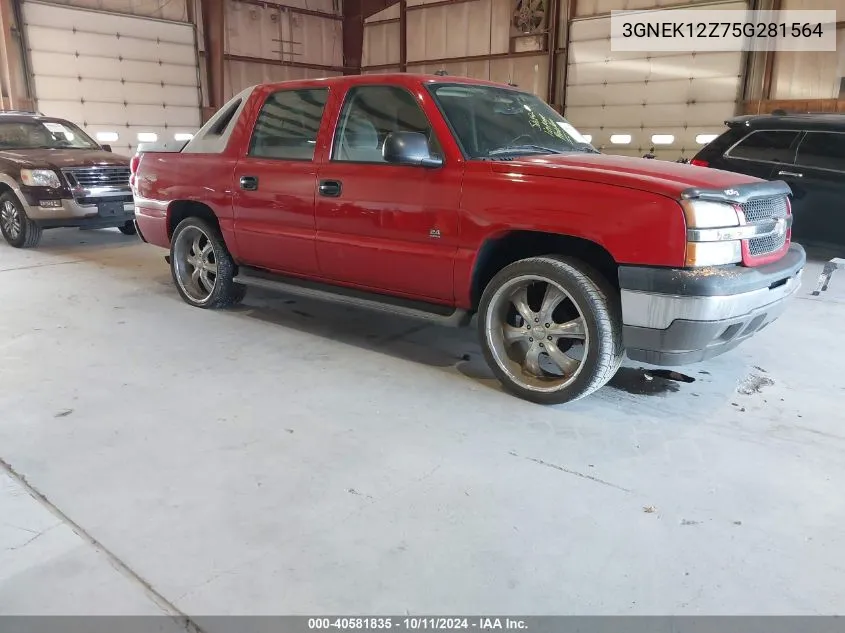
232 87 329 276
315 84 461 303
783 131 845 248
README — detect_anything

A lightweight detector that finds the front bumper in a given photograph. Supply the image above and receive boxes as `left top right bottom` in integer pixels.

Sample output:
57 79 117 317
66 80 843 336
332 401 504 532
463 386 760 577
19 189 134 228
619 244 806 366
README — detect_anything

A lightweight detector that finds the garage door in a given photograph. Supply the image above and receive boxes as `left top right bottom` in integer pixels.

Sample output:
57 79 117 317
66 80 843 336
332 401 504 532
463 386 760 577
22 0 201 156
565 1 748 161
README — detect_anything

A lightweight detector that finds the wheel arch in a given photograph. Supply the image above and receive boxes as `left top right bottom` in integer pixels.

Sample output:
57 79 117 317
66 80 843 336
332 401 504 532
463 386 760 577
470 230 619 310
166 200 221 239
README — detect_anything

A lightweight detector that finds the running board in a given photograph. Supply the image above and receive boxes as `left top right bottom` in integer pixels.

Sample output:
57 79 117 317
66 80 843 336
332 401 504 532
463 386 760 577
233 267 472 327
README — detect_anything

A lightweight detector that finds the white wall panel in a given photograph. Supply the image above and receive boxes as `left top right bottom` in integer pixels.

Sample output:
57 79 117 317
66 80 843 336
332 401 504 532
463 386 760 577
277 0 340 13
23 1 201 156
408 54 547 95
363 66 401 74
363 21 401 67
406 0 511 62
771 29 844 100
565 0 746 159
224 60 341 98
365 3 399 22
226 1 341 67
576 0 719 17
44 0 188 21
226 1 283 59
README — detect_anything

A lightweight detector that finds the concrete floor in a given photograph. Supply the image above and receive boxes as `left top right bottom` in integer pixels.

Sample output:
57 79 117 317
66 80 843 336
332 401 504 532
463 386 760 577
1 228 844 620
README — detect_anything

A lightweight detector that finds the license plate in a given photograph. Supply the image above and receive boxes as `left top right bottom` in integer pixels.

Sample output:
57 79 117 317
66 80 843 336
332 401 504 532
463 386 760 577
97 201 125 217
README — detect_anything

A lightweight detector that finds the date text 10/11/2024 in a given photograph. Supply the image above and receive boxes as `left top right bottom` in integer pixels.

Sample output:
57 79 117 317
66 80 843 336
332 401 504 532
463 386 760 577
308 618 528 630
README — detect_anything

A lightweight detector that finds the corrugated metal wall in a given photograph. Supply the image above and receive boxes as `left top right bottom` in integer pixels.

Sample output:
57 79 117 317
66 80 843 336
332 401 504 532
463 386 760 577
41 0 189 20
222 0 343 97
362 0 565 102
770 0 843 101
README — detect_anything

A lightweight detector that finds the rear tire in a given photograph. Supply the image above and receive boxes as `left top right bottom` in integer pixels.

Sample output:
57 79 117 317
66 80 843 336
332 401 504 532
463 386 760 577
1 192 42 248
118 221 137 236
170 217 246 309
478 255 623 405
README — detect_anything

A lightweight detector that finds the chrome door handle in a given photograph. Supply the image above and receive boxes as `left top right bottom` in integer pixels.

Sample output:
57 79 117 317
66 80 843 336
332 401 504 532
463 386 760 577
778 170 803 178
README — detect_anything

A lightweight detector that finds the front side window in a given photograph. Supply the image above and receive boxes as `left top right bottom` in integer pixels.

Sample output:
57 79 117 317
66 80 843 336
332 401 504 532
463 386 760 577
332 85 441 164
727 130 800 163
795 132 845 172
429 83 595 159
249 88 328 161
0 120 99 150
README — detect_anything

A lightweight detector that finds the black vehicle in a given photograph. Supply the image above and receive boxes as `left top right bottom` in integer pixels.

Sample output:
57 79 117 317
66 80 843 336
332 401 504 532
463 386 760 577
691 113 845 250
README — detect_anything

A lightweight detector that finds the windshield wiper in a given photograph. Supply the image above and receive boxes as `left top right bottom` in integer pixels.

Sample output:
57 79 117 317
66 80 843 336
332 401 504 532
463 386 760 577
487 144 564 156
569 143 600 154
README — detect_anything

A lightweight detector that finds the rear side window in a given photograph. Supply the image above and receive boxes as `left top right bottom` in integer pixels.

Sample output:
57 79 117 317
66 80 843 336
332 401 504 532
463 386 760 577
249 88 328 161
208 99 242 136
728 130 800 163
795 132 845 173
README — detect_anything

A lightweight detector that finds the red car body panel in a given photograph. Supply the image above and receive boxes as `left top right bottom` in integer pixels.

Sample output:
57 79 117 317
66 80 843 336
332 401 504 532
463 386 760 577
133 73 785 311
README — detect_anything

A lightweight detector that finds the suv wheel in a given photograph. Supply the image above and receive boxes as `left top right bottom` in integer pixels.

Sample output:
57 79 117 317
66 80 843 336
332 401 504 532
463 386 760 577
1 192 42 248
478 255 623 405
170 217 246 309
118 221 137 236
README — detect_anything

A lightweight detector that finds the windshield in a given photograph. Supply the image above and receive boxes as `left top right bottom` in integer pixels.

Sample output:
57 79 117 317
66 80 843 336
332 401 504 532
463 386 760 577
0 120 100 150
429 83 597 159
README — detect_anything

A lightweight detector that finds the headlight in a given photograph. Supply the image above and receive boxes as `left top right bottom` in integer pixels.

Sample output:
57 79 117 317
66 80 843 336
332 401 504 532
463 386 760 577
20 169 62 189
682 199 743 267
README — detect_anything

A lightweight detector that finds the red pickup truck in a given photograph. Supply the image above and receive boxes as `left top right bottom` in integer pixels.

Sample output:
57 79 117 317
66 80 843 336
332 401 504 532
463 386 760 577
132 74 805 404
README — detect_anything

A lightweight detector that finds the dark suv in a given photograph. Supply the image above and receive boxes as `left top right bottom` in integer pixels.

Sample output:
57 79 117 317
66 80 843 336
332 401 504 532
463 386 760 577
691 113 845 249
0 111 136 248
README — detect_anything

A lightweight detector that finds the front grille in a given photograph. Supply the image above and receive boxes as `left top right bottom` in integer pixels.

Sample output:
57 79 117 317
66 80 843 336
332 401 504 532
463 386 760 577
740 196 789 257
63 166 131 189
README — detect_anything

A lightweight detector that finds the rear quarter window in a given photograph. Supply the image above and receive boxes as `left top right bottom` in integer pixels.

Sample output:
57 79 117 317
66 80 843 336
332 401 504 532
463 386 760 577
695 127 744 159
795 131 845 173
727 129 801 163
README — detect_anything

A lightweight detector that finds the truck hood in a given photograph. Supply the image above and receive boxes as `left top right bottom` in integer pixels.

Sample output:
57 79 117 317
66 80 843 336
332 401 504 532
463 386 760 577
490 153 763 198
0 148 128 170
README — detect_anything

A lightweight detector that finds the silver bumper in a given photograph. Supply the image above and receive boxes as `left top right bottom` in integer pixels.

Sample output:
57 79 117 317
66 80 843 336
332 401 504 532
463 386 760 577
619 244 806 366
24 197 134 221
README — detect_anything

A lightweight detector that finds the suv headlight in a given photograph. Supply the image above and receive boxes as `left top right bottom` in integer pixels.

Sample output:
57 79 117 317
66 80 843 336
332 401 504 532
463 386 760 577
682 200 743 266
20 169 62 189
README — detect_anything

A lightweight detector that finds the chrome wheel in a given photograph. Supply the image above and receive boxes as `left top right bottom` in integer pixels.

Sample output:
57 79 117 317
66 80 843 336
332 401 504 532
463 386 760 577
484 274 589 393
1 200 21 241
172 225 218 303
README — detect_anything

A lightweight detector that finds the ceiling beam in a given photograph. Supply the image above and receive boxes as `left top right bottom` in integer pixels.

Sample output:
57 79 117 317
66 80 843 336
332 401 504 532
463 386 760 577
546 0 562 107
343 0 400 74
200 0 225 116
0 0 32 111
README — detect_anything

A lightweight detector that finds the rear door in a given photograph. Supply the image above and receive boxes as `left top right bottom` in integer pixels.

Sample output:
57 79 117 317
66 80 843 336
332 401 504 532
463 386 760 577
786 131 845 248
232 88 329 275
720 129 802 181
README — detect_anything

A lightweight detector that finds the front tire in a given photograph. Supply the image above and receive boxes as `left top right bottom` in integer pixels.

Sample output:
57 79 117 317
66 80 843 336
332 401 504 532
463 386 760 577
1 192 42 248
170 217 246 309
118 221 137 236
478 255 623 405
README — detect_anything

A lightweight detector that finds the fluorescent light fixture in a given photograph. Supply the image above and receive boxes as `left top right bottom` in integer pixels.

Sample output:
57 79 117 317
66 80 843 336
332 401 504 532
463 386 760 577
610 134 632 144
174 133 194 141
696 134 718 144
582 134 592 143
651 134 674 145
96 132 119 142
137 132 158 142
